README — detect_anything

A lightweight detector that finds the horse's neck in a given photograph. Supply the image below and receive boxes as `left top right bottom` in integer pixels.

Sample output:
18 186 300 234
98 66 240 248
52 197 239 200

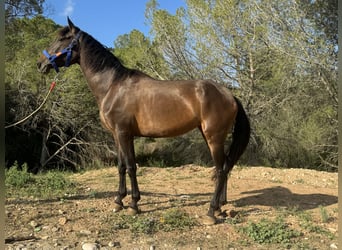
79 56 116 105
79 39 121 104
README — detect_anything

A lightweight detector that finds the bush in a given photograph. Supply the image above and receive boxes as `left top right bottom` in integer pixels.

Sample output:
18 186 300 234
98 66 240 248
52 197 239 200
5 162 76 199
5 162 35 188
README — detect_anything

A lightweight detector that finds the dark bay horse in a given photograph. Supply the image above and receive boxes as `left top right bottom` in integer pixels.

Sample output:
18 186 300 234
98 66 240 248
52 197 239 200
37 18 250 225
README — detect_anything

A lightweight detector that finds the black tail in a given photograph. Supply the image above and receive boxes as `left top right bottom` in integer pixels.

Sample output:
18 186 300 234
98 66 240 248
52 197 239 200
226 96 250 168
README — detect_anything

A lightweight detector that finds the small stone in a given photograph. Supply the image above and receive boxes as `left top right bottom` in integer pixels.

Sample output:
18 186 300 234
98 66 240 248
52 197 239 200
58 217 67 225
180 195 191 200
330 243 338 249
30 220 38 228
80 230 92 235
82 242 99 250
150 245 156 250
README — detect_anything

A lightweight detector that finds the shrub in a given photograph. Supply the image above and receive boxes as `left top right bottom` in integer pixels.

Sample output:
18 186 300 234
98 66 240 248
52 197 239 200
5 162 35 188
5 162 76 199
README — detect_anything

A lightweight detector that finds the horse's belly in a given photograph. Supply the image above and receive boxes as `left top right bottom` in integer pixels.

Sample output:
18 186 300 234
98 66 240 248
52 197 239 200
135 109 199 137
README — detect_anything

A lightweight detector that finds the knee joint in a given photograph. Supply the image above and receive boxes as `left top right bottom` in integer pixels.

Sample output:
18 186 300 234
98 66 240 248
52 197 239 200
127 165 137 176
118 166 126 175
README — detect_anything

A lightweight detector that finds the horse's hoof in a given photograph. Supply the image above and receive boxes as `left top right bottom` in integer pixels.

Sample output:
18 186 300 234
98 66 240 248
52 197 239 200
215 209 228 218
113 203 123 213
214 209 222 217
127 207 139 216
201 215 217 225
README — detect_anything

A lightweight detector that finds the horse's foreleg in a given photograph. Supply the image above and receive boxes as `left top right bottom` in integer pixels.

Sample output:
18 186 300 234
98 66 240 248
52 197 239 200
117 134 141 215
113 154 127 212
113 139 127 212
127 160 140 215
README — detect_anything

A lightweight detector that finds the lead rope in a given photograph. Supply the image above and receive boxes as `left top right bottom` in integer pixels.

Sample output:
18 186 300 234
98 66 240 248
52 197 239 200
5 73 59 129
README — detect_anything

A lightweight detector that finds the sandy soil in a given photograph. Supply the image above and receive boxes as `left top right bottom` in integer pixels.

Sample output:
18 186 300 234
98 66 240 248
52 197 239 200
5 165 338 249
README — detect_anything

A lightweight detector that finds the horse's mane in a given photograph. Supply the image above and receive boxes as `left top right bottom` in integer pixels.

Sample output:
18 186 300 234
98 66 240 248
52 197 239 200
61 26 138 81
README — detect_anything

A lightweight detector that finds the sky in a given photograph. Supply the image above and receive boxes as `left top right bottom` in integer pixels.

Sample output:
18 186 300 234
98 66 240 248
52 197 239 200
44 0 185 48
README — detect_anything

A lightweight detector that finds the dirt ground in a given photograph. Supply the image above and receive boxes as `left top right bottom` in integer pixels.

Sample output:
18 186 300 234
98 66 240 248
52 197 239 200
5 165 338 249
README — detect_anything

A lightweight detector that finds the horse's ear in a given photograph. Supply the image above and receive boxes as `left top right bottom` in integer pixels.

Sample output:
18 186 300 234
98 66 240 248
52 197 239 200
67 17 77 34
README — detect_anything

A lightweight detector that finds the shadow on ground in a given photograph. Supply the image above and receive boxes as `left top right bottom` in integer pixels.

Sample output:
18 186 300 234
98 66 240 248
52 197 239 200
233 186 337 210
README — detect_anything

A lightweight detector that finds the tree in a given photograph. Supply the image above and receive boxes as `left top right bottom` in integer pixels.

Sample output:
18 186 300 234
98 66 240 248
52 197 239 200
5 16 60 171
114 29 171 80
145 0 337 170
5 0 45 23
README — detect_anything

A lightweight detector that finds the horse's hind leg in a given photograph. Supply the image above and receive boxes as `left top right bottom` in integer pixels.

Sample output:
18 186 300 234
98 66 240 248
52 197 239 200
199 127 228 212
220 157 235 207
204 136 227 225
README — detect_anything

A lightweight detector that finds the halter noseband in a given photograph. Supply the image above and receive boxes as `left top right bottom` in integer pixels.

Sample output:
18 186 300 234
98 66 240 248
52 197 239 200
42 31 82 73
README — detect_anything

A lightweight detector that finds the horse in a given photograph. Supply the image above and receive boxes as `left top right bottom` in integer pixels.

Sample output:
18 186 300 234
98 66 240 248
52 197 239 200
37 18 250 225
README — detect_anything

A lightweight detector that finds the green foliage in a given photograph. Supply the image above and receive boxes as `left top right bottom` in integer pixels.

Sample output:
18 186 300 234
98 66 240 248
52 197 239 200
297 210 334 238
131 216 159 235
159 208 197 231
240 216 301 246
6 162 76 199
319 206 330 223
114 30 171 80
5 162 35 188
109 208 197 235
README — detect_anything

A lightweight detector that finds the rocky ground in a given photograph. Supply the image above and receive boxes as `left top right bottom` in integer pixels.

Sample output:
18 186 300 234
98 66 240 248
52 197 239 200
5 165 338 249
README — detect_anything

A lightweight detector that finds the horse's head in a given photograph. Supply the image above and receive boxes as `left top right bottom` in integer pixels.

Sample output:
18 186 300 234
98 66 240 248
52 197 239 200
37 18 82 74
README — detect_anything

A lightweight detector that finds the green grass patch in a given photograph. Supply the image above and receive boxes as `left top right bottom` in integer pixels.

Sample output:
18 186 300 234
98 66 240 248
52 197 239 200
319 205 330 223
239 216 301 247
297 210 335 239
106 208 197 236
6 162 77 199
237 207 336 248
159 208 197 232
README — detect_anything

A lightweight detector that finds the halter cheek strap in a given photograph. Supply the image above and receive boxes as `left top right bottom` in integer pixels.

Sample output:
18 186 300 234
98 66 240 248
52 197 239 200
43 31 82 73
